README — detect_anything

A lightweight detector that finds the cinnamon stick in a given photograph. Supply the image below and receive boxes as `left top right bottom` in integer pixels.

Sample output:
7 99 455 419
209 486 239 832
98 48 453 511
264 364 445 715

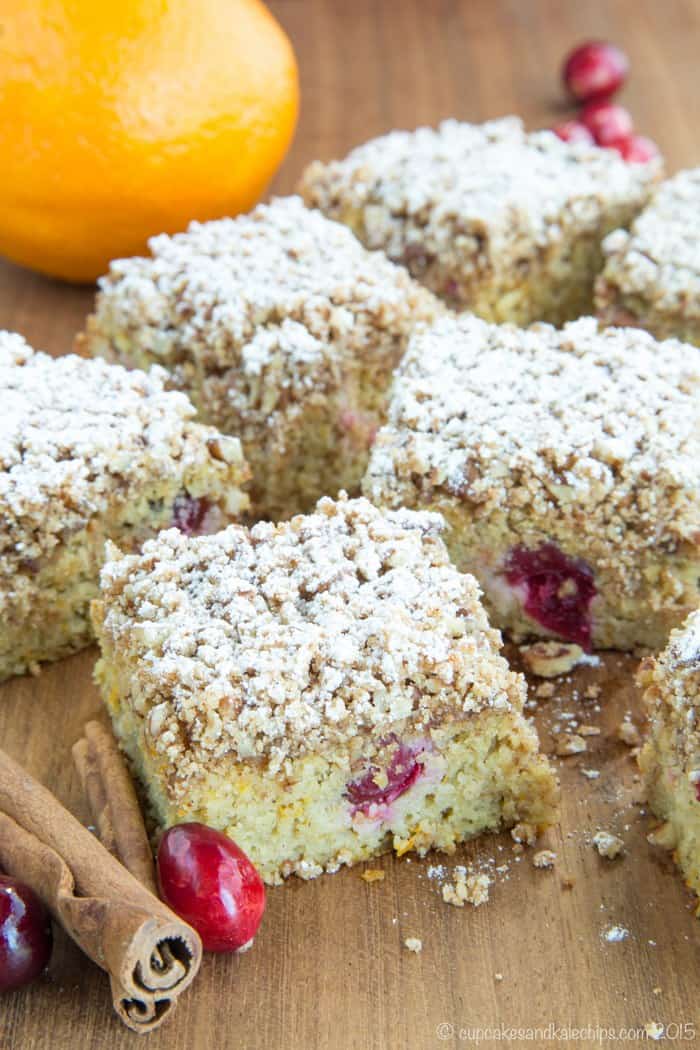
72 721 158 895
0 746 202 1034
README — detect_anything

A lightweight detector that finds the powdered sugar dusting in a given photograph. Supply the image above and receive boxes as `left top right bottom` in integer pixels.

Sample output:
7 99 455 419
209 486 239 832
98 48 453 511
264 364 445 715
364 314 700 555
599 167 700 317
300 117 658 278
89 196 441 378
96 495 523 775
0 331 245 593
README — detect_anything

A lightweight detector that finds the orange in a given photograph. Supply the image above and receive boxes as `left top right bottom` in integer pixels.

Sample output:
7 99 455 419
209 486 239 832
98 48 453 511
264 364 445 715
0 0 299 282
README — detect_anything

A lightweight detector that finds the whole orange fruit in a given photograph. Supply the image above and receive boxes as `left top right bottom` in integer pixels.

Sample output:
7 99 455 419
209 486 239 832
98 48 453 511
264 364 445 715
0 0 299 282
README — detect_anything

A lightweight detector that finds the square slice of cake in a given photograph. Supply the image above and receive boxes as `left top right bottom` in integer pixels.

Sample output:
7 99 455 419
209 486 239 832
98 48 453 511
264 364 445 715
299 116 660 326
596 167 700 346
639 612 700 909
0 331 249 682
363 315 700 651
78 196 442 521
91 495 558 885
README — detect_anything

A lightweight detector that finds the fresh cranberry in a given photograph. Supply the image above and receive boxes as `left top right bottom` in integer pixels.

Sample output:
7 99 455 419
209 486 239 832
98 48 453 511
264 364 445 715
157 823 265 953
0 876 52 992
171 493 210 536
346 740 423 812
695 781 700 803
608 134 660 164
580 101 634 146
503 544 596 651
552 120 595 146
562 41 629 103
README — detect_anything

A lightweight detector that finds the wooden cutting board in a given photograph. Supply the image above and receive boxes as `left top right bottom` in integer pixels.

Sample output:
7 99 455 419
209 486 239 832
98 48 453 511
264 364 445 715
2 2 700 1047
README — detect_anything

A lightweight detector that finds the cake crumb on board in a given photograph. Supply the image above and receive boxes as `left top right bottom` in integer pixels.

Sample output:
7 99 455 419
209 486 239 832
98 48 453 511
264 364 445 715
532 849 557 869
593 831 625 859
404 937 422 953
442 870 491 908
360 868 386 883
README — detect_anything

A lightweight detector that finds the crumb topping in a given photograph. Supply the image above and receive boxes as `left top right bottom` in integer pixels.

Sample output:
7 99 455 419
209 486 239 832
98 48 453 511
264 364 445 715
88 195 440 376
300 117 658 271
600 167 700 316
0 332 243 584
364 315 700 549
96 496 522 772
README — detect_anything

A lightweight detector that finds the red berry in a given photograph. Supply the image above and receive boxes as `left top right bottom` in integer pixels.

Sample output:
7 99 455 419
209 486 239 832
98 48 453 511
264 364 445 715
580 101 634 146
346 740 423 812
504 544 596 651
551 120 595 146
171 493 210 536
562 41 629 103
157 823 265 953
0 876 52 992
609 134 660 164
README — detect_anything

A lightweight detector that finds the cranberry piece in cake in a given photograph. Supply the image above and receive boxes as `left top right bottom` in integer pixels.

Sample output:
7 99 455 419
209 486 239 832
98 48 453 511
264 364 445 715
504 545 596 650
92 496 557 884
346 739 425 812
363 314 700 651
171 494 211 536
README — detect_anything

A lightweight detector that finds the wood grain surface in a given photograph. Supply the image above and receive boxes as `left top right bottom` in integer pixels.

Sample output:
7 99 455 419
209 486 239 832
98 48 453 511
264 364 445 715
2 2 700 1048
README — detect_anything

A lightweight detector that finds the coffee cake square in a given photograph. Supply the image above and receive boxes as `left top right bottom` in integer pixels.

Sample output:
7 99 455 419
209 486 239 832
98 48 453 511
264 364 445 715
363 315 700 651
0 331 249 681
79 196 442 520
92 495 558 884
596 167 700 346
639 613 700 909
299 117 659 326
